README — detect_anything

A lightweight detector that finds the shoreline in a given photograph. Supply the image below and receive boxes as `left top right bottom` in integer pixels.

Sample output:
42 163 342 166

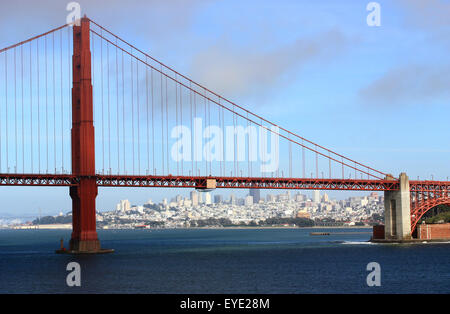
3 225 373 230
184 226 372 230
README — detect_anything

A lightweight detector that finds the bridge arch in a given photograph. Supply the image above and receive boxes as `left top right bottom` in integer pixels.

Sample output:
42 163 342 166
411 198 450 234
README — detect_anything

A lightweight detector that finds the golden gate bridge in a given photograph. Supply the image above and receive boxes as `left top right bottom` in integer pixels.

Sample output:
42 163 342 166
0 17 449 253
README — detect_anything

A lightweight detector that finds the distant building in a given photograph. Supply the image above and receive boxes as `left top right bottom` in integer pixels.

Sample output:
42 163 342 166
313 190 320 203
229 193 236 205
214 194 223 204
286 191 291 201
190 191 199 206
245 195 254 206
294 193 305 202
116 199 131 212
204 192 212 205
266 194 275 202
249 189 261 203
296 210 311 219
277 193 289 202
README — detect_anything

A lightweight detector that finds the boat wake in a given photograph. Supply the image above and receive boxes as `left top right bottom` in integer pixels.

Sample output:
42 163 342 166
340 241 379 245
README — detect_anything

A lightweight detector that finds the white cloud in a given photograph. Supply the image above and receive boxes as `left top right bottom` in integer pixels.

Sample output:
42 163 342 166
189 29 350 99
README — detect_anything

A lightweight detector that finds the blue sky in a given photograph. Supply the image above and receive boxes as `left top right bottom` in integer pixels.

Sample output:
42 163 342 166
0 0 449 217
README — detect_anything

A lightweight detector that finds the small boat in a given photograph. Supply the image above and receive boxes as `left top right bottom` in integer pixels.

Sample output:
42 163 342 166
310 232 330 236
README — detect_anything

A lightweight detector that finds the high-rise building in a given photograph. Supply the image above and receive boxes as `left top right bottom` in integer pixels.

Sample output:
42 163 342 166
249 189 261 203
245 195 254 206
230 193 236 205
190 190 199 207
214 194 223 204
266 194 275 202
204 192 212 205
116 199 131 212
295 193 305 202
313 190 320 203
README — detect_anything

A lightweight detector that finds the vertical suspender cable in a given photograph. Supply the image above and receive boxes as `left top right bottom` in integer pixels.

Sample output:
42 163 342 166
146 57 149 175
315 145 318 178
130 48 134 174
21 45 24 173
116 38 120 174
100 30 104 173
247 112 250 177
190 81 193 176
175 75 178 175
137 57 140 175
53 33 56 173
60 29 64 173
165 75 168 175
6 49 9 172
208 94 211 175
160 64 164 174
30 43 33 173
14 47 17 173
45 35 48 173
193 91 196 175
107 42 111 174
204 89 207 175
180 79 181 175
37 38 40 173
302 139 305 178
221 100 225 177
151 67 155 175
122 49 125 173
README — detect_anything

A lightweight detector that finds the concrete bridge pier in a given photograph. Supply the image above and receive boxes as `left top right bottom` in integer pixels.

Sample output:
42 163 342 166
384 173 411 240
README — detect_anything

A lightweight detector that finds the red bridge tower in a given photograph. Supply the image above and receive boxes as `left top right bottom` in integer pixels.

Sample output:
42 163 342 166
66 17 111 254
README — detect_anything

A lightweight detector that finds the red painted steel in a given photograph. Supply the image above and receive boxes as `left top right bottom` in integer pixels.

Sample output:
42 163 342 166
1 18 450 240
69 17 100 252
94 175 400 191
410 181 450 232
0 172 449 234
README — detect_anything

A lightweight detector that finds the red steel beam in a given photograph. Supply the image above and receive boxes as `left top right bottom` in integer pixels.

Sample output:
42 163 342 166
0 174 76 186
1 173 449 193
94 175 401 191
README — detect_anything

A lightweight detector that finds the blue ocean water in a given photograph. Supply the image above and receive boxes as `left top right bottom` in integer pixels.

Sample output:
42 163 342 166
0 228 449 293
